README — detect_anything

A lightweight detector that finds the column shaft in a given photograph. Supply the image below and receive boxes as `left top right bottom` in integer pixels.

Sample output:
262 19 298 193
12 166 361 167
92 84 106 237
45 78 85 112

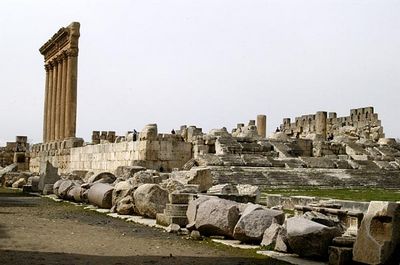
42 66 50 142
50 61 58 141
55 58 63 140
60 55 68 139
46 67 53 142
65 51 78 138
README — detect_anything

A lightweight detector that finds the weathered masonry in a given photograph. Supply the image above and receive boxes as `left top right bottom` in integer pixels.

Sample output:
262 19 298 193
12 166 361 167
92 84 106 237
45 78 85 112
40 22 80 142
280 107 384 141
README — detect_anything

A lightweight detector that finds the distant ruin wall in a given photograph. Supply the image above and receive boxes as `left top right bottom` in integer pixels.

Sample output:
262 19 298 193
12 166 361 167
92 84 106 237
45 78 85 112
29 135 192 175
280 106 384 140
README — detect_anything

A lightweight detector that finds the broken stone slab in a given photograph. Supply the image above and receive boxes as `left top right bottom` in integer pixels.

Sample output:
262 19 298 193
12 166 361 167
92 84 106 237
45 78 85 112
160 178 185 193
233 203 285 243
114 166 146 180
169 192 191 204
129 170 155 188
133 184 169 218
115 195 134 215
112 180 134 207
38 161 60 192
166 223 180 233
11 178 26 188
236 184 261 203
87 183 114 209
186 195 213 229
0 163 17 185
332 236 355 247
286 216 342 259
274 226 290 252
207 184 238 195
87 172 116 184
57 180 76 199
171 167 213 192
67 186 83 202
353 201 400 265
261 221 283 247
302 211 337 227
194 197 240 238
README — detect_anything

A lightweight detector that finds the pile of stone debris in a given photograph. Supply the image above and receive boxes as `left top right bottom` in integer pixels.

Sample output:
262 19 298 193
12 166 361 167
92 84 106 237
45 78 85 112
2 162 400 265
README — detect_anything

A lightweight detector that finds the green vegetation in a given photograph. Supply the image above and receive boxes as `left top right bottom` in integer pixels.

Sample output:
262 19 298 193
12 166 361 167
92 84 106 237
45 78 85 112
0 187 35 197
262 187 400 202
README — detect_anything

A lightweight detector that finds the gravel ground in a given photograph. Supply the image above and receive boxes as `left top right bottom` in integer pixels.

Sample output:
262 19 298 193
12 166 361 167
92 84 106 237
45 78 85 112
0 189 285 265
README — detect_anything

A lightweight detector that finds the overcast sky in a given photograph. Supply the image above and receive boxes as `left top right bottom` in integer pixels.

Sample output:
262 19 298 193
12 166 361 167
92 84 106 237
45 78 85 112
0 0 399 145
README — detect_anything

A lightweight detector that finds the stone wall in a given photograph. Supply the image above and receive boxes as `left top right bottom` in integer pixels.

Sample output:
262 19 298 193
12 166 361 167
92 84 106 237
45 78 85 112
29 131 192 175
280 107 384 141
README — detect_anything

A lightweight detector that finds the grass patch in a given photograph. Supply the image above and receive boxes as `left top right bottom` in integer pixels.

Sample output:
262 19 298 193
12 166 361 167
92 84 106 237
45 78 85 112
262 187 400 202
0 187 35 197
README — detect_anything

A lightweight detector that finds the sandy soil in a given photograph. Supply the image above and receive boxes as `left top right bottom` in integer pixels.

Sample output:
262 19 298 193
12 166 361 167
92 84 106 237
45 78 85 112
0 190 284 265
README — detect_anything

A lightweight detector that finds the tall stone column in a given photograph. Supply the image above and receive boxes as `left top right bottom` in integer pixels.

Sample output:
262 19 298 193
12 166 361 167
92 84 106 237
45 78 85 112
257 114 267 138
55 56 63 140
60 52 68 140
50 60 58 141
46 65 54 142
315 111 327 140
65 48 78 138
42 65 50 142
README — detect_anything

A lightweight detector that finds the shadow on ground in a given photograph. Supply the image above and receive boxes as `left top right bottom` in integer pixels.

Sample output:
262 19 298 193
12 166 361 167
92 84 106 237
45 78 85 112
0 249 288 265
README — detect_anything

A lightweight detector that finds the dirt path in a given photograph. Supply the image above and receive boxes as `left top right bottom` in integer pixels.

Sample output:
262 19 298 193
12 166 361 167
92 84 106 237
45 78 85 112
0 189 283 265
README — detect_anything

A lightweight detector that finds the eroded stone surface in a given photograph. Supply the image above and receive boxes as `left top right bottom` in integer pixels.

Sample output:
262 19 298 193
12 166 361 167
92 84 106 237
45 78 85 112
353 201 400 265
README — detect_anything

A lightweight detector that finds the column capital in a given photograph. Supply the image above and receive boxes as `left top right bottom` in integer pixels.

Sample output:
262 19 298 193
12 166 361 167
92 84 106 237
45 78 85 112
44 64 51 72
56 55 64 63
67 48 79 57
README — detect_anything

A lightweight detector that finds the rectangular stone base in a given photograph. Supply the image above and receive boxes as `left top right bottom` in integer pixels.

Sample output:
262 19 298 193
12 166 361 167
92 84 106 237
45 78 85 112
328 246 352 265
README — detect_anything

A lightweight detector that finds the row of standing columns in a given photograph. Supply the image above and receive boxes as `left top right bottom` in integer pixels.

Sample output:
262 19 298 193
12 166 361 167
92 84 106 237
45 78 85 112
43 49 78 142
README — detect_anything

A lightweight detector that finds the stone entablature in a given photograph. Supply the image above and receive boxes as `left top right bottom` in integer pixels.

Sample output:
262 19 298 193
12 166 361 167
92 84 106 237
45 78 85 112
280 107 384 141
40 22 80 142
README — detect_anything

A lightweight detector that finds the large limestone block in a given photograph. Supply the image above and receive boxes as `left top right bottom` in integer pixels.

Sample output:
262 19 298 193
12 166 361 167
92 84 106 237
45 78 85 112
114 166 146 180
67 186 83 202
171 168 212 192
286 217 341 259
160 178 184 193
130 170 155 188
53 179 64 196
112 180 134 206
237 184 261 203
87 172 116 184
116 195 135 215
261 221 283 247
186 196 213 226
139 124 158 141
88 183 114 209
58 180 75 199
133 184 168 218
353 201 400 265
233 203 284 243
195 197 240 237
38 161 60 192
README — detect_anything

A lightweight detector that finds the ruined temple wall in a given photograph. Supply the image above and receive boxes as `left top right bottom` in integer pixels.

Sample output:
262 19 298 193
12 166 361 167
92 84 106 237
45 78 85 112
29 136 192 175
280 107 384 139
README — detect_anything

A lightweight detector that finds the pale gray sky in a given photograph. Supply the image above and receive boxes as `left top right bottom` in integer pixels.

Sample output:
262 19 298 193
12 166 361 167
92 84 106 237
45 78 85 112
0 0 399 145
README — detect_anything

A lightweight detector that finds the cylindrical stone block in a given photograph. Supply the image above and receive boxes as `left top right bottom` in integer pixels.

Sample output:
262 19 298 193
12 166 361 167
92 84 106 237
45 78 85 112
257 114 267 138
315 111 327 139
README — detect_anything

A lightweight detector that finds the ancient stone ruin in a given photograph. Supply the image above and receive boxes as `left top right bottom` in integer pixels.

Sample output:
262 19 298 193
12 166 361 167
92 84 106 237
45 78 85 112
1 22 400 265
